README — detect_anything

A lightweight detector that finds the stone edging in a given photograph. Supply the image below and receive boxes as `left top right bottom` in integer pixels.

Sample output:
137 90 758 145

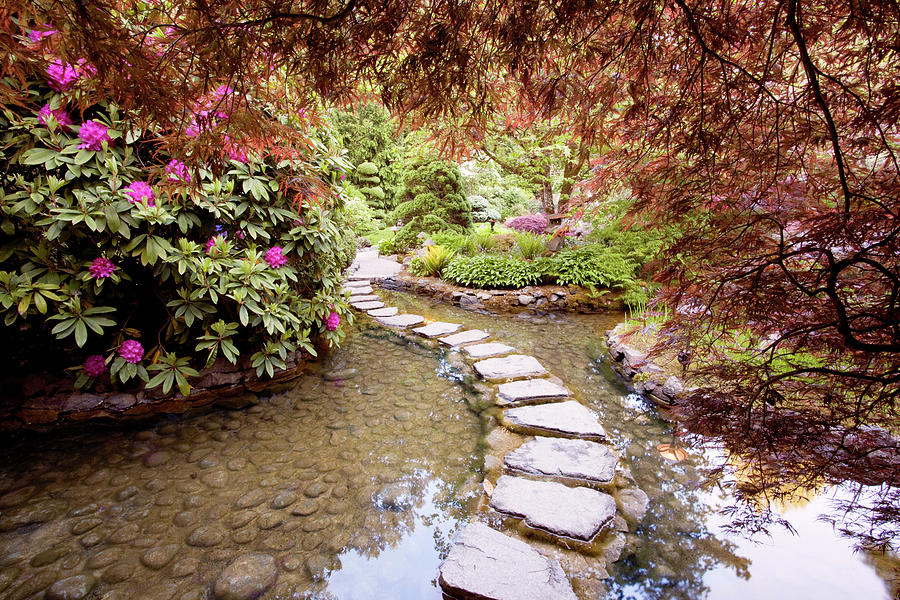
378 272 626 313
604 323 688 407
0 350 317 431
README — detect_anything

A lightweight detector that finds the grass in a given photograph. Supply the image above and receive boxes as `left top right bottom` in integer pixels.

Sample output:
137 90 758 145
364 228 394 247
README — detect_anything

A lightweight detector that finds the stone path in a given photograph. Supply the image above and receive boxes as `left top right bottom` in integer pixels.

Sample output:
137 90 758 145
344 276 647 599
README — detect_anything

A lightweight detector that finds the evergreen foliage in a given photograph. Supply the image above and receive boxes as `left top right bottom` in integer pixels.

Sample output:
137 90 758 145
390 158 472 249
353 161 389 219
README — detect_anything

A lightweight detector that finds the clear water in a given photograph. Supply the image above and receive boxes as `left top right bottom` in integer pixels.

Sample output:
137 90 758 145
0 290 895 599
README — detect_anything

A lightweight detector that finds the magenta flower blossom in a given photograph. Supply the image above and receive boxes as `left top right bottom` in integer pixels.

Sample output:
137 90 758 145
28 28 58 42
125 181 155 206
118 340 144 363
325 311 340 331
88 257 117 279
78 120 111 151
205 234 226 253
84 355 107 377
224 137 248 163
264 246 288 269
47 60 79 91
165 159 190 182
38 104 72 129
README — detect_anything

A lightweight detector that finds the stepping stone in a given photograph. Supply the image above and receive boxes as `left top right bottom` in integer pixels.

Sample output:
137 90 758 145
351 300 384 310
348 294 380 303
375 314 425 328
501 401 606 441
343 279 371 288
496 379 570 406
464 343 516 359
489 475 616 541
474 355 546 381
504 437 617 486
344 285 374 296
367 307 398 317
439 522 576 600
412 322 463 338
438 329 490 347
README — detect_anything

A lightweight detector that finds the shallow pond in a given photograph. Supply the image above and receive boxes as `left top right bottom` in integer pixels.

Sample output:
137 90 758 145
0 290 895 599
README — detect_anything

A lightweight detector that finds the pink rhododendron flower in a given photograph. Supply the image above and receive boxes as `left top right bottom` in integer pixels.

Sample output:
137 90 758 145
29 28 57 43
165 159 190 182
84 355 107 377
125 181 155 206
264 246 288 269
223 136 248 162
47 60 79 91
78 120 111 151
325 311 340 331
38 104 72 129
118 340 144 363
88 257 117 279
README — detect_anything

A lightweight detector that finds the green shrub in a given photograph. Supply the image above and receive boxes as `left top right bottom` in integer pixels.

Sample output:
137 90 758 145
343 193 379 235
391 158 472 249
474 228 496 252
543 245 637 288
354 162 389 219
469 195 502 222
429 231 469 252
0 78 353 393
410 245 455 277
515 233 547 260
443 255 543 289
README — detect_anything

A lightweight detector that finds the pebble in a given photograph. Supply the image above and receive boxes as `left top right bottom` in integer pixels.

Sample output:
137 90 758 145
70 518 102 535
141 544 179 570
187 525 226 547
46 574 96 600
256 512 284 530
85 549 118 569
291 499 319 516
303 482 328 498
232 528 258 544
213 554 277 600
235 490 268 509
100 563 134 584
270 491 298 509
171 557 198 578
30 547 68 568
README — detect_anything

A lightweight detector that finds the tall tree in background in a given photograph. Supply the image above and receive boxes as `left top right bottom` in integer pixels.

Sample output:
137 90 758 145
5 1 898 546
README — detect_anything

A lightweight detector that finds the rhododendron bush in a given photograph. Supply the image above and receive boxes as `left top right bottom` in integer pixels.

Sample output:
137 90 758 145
0 77 355 396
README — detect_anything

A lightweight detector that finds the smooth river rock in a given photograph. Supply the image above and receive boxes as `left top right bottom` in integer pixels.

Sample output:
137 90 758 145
463 343 516 359
46 574 96 600
438 330 490 347
474 355 547 381
367 307 398 317
502 400 606 440
412 321 463 338
375 314 426 328
213 554 277 600
504 437 617 485
489 476 616 541
439 522 576 600
496 379 569 406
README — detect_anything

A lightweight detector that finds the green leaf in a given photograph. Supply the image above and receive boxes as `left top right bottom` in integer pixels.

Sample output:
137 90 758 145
21 148 57 166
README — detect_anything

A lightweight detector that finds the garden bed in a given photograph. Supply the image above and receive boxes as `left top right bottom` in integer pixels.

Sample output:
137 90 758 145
379 271 627 313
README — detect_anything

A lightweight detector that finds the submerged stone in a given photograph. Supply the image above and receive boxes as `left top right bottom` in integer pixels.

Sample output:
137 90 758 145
213 554 277 600
474 355 547 381
489 476 616 541
375 314 426 328
504 436 617 485
46 574 96 600
412 321 463 338
439 522 576 600
464 343 516 359
438 329 490 347
502 400 606 440
496 379 570 406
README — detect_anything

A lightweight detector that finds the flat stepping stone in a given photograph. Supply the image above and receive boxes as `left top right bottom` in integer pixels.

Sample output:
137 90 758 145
489 475 616 541
502 401 606 441
439 522 576 600
348 294 380 303
351 300 384 310
474 355 547 381
367 307 398 317
345 285 374 296
504 437 617 485
412 322 463 338
343 279 371 288
464 343 516 359
375 314 425 328
438 329 490 347
497 379 570 406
